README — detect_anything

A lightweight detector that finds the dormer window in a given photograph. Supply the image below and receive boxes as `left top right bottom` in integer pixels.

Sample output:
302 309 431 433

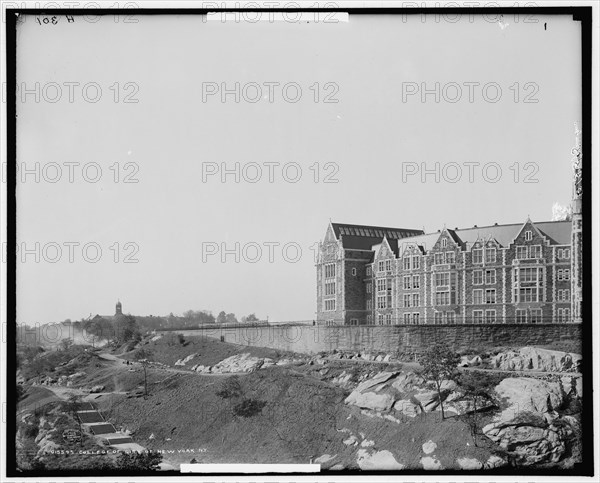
441 238 448 248
525 230 533 241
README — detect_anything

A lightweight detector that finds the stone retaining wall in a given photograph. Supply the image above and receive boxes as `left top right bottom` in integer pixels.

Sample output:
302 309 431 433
166 324 581 355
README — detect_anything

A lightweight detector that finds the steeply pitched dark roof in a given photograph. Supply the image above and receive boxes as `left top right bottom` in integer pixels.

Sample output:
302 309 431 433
396 220 571 254
330 223 424 250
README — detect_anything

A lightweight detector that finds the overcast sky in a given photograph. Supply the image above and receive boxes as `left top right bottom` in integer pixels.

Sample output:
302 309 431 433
15 12 581 324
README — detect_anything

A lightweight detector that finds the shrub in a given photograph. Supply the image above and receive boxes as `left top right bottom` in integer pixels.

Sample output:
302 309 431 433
216 376 243 399
116 450 163 471
348 366 362 383
232 398 267 418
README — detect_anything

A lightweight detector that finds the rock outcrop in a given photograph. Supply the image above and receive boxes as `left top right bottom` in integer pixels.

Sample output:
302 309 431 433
175 353 198 366
494 377 564 414
491 347 581 373
191 353 274 374
343 370 484 416
356 449 405 470
483 377 578 466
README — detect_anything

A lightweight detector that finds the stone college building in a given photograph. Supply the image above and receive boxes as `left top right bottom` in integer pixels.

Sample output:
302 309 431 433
316 141 584 326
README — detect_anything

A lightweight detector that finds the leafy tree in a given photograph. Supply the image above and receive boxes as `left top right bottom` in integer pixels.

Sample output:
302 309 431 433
457 371 491 444
216 311 227 324
418 343 461 420
116 450 163 471
225 313 238 324
241 313 259 324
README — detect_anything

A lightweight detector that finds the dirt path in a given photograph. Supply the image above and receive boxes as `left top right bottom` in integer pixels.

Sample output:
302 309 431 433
98 352 121 362
460 366 582 377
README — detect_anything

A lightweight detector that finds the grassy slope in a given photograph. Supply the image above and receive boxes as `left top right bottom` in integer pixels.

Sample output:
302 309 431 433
123 334 287 367
17 386 60 414
19 336 500 470
96 358 493 469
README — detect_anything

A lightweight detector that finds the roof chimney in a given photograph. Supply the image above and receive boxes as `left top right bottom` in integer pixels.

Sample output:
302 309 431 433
473 225 477 228
494 222 498 226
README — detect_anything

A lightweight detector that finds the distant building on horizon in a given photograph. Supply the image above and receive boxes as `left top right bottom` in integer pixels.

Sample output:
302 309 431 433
91 300 126 324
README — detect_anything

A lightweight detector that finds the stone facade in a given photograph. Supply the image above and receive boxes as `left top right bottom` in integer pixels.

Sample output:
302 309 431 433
317 219 579 326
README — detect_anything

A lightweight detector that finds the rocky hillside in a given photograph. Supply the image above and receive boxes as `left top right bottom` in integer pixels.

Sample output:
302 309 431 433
16 335 583 472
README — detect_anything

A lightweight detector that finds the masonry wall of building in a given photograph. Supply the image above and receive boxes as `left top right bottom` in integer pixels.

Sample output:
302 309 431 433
342 249 370 325
321 220 577 326
168 324 582 356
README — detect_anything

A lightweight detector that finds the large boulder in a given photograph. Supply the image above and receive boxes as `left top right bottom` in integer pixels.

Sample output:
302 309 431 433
345 371 400 411
210 353 272 373
354 371 399 393
456 457 483 470
412 390 441 412
393 399 422 418
495 377 564 414
175 353 198 366
482 377 576 465
491 347 581 373
356 449 405 470
391 372 426 394
345 391 395 411
561 375 583 398
483 413 569 465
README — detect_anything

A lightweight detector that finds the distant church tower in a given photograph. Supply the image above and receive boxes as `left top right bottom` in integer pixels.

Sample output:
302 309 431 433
115 300 123 316
571 124 583 324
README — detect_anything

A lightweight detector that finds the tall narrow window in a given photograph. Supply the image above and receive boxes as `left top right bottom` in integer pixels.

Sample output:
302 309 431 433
412 256 420 269
485 269 496 285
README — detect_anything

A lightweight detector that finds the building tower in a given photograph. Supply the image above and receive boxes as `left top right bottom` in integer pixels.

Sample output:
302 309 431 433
571 124 583 323
115 300 123 316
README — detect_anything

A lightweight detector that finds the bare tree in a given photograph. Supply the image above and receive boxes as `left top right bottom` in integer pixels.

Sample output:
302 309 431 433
133 348 152 398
